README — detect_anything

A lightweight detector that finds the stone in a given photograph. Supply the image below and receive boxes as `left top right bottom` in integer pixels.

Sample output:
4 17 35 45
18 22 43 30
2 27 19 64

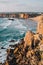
14 48 18 54
37 15 43 35
9 40 16 42
24 31 34 48
26 50 34 58
3 29 43 65
1 47 6 49
39 39 43 51
5 61 9 65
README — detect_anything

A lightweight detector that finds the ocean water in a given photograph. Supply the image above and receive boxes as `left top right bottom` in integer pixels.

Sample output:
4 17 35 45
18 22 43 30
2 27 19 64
0 18 37 63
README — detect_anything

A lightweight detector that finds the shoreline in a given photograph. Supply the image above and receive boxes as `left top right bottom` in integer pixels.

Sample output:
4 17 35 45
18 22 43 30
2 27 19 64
2 30 43 65
29 14 43 22
0 15 43 65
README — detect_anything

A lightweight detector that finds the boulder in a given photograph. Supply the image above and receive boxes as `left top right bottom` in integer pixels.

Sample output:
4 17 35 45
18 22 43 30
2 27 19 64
9 40 16 42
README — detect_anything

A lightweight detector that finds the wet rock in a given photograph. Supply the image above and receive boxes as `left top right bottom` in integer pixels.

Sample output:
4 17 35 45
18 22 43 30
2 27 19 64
9 40 16 42
1 47 6 49
19 38 24 44
3 30 43 65
9 45 15 48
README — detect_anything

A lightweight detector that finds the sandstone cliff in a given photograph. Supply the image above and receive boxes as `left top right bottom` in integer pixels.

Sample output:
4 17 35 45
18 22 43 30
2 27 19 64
3 15 43 65
3 30 43 65
37 15 43 34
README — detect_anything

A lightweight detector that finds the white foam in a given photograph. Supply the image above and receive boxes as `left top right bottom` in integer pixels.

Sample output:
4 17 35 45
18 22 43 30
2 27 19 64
12 19 27 30
0 20 12 29
0 49 7 63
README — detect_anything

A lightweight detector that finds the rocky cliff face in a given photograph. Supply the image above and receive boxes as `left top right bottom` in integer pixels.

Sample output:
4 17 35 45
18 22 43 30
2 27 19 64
37 15 43 34
3 30 43 65
3 15 43 65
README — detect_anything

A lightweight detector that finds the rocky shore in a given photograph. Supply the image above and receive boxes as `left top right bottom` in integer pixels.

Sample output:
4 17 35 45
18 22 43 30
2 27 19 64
2 30 43 65
1 15 43 65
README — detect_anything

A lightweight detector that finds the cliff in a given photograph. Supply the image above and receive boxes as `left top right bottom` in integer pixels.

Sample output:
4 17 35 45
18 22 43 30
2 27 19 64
29 14 43 22
29 14 43 34
2 15 43 65
37 15 43 34
3 30 43 65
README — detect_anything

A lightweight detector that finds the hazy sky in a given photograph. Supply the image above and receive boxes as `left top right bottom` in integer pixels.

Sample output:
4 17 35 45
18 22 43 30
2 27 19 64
0 0 43 12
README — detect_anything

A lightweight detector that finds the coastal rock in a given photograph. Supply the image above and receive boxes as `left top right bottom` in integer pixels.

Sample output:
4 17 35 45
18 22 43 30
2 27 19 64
14 48 18 54
26 50 34 58
3 30 43 65
4 61 9 65
32 34 40 49
1 47 6 49
24 31 34 47
0 62 2 65
39 39 43 51
9 40 16 42
37 15 43 34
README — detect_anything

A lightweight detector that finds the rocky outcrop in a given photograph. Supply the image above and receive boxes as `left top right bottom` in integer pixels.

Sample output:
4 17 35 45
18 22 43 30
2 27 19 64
37 15 43 34
2 15 43 65
29 14 43 22
24 31 34 47
29 14 43 34
3 30 43 65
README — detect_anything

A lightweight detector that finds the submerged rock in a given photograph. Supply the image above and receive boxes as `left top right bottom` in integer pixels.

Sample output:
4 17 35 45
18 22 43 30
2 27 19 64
9 40 16 42
1 47 6 49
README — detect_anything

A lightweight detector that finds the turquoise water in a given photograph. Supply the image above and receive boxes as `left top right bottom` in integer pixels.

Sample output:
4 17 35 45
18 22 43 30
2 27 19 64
0 18 37 63
0 18 25 41
0 18 37 47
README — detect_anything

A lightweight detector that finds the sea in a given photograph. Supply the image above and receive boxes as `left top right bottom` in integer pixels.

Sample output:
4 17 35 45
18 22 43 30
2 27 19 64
0 18 37 63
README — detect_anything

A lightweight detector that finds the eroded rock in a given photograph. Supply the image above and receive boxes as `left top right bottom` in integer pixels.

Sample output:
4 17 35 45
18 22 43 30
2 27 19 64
3 30 43 65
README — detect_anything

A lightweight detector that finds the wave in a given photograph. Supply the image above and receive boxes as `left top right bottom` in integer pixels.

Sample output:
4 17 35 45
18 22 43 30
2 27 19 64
0 18 37 42
0 49 7 63
0 18 27 42
0 18 37 63
0 20 12 31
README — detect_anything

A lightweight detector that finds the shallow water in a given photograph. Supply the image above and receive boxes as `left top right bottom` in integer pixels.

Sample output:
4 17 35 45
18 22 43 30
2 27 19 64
0 18 37 63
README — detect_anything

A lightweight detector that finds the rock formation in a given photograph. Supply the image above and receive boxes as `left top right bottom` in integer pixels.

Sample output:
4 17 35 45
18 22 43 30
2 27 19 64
3 30 43 65
3 15 43 65
37 15 43 34
24 31 34 48
29 14 43 34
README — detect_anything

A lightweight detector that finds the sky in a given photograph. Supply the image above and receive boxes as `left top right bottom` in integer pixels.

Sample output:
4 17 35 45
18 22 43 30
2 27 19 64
0 0 43 12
